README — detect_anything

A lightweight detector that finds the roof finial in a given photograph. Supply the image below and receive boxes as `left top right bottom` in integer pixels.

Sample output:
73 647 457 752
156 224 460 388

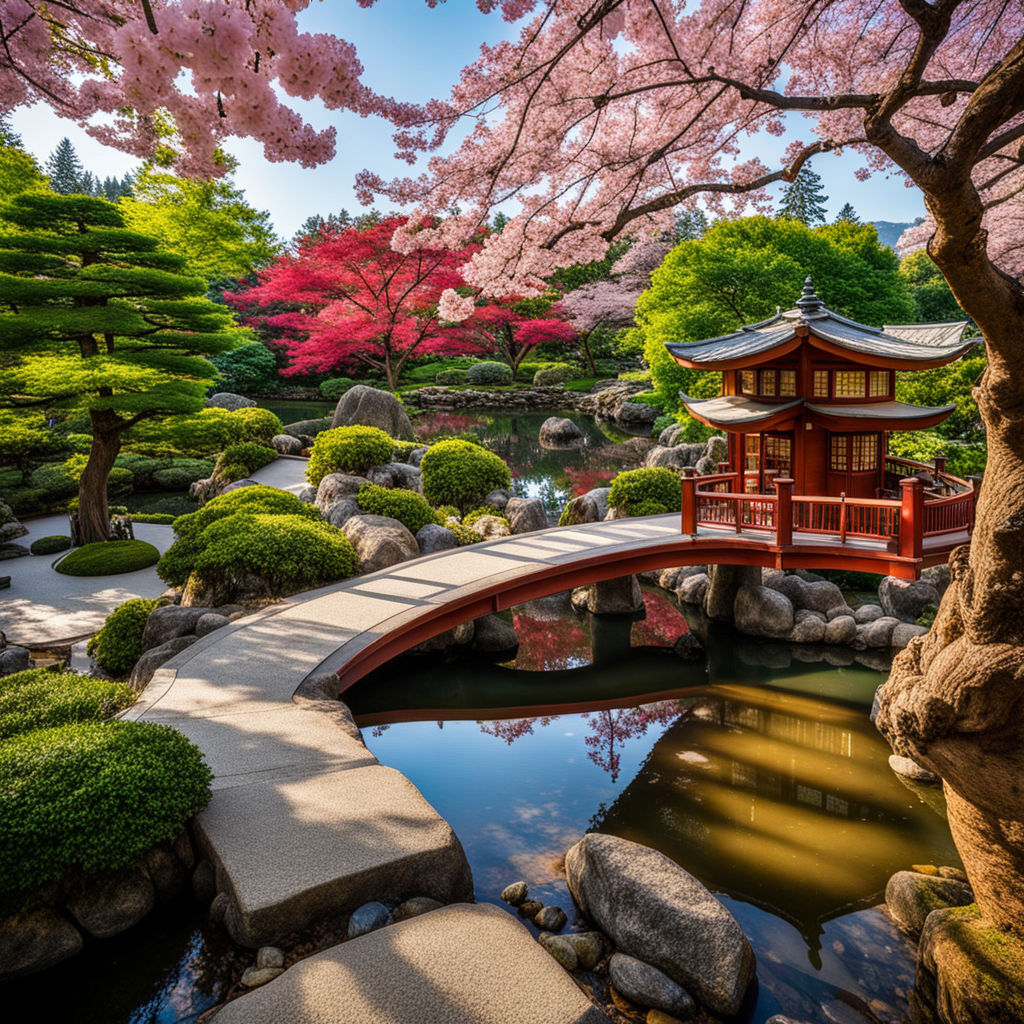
795 275 826 316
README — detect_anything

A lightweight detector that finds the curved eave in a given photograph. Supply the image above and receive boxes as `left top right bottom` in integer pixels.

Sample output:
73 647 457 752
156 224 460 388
679 394 803 433
806 401 957 431
666 333 801 371
807 332 974 369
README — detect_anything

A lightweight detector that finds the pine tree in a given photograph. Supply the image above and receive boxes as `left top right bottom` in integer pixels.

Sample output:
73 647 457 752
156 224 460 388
0 114 22 148
835 202 860 224
0 194 244 542
45 138 86 194
777 168 829 225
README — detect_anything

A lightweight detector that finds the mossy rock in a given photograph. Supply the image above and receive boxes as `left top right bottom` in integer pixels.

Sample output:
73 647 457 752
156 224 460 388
55 540 160 577
885 869 973 936
29 535 71 556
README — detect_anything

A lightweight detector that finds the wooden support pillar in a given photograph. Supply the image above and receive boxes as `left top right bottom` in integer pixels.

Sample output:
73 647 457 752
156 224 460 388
681 468 697 535
899 477 924 560
934 455 947 477
774 477 794 547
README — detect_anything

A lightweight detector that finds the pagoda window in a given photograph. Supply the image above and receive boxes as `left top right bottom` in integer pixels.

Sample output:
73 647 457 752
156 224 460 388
829 434 848 471
834 370 866 398
779 369 797 396
744 434 760 470
741 369 756 393
869 370 890 397
813 369 829 397
851 433 880 471
760 369 777 396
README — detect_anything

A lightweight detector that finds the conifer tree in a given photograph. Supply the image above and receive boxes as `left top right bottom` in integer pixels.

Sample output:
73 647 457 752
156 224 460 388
776 169 829 226
0 194 244 542
835 202 860 225
45 138 86 194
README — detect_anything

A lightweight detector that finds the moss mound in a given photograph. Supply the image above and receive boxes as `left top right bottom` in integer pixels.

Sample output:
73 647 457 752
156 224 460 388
29 535 72 556
56 539 160 577
420 439 511 511
306 426 395 486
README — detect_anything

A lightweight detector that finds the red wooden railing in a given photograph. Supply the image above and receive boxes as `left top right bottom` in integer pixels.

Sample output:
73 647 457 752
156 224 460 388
923 491 976 535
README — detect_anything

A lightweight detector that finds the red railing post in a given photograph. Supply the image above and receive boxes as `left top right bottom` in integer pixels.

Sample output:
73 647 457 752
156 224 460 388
899 477 924 560
839 493 848 543
717 461 729 474
774 478 793 546
681 468 697 535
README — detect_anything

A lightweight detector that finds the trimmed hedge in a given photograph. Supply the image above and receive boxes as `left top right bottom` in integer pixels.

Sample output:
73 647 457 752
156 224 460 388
434 369 467 386
232 407 283 444
356 483 439 534
131 513 176 524
56 540 160 577
320 377 355 400
30 535 71 556
533 362 576 386
306 426 395 486
609 468 682 516
465 361 513 386
420 440 511 511
0 668 135 741
88 598 160 676
219 442 277 482
0 721 212 908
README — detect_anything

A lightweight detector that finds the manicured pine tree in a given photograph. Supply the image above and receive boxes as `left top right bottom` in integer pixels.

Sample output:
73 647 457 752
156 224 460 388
777 168 829 226
0 194 244 543
835 202 860 225
45 137 86 194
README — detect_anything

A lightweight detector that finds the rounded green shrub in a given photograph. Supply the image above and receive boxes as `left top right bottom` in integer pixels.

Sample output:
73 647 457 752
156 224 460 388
435 369 466 386
306 426 395 486
356 483 439 534
130 513 176 525
0 668 135 741
420 440 511 511
0 721 212 908
87 597 159 676
56 540 160 577
232 406 283 444
150 465 205 490
446 522 481 546
220 442 277 478
463 505 505 526
533 363 575 386
29 535 71 556
465 361 513 386
320 377 355 400
609 468 682 517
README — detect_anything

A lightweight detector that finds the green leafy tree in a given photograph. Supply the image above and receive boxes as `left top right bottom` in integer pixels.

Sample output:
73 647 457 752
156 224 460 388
777 168 829 226
638 216 915 411
0 194 245 543
835 203 860 224
45 138 86 195
899 250 966 324
0 411 69 483
120 165 280 284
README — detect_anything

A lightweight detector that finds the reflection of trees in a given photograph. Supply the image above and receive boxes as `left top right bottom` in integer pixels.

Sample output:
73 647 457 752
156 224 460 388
562 464 616 496
631 589 690 649
512 612 590 671
478 716 556 744
414 411 482 439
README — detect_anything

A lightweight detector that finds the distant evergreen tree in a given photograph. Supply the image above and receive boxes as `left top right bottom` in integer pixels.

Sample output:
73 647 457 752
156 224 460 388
78 170 98 196
0 114 22 148
45 137 86 194
835 202 860 224
675 208 709 240
492 211 510 233
777 168 829 225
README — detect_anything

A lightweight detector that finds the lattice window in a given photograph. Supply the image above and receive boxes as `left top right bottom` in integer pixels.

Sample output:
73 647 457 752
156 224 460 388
759 369 777 396
834 371 866 397
830 434 848 471
779 369 797 396
764 434 792 475
813 369 829 397
869 370 889 397
745 433 760 470
851 433 879 471
741 369 755 393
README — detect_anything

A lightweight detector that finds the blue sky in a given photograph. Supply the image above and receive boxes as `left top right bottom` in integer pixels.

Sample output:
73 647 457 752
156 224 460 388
9 2 924 242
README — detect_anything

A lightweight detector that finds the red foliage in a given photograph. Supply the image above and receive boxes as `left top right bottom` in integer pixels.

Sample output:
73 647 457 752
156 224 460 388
228 216 482 389
464 296 577 375
511 612 590 672
413 411 481 440
631 590 691 648
583 701 688 781
562 465 616 497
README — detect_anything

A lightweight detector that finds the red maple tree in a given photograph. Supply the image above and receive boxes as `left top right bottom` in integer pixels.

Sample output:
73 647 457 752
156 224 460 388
464 295 577 377
229 216 481 389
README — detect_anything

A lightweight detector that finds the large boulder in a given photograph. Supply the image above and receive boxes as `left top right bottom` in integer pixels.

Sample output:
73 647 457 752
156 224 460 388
878 575 940 622
342 514 418 573
141 605 216 651
706 564 761 621
644 446 694 471
505 497 547 534
616 401 658 428
0 907 82 980
539 416 585 447
565 834 755 1016
331 384 413 440
415 523 460 554
763 573 845 614
65 868 155 938
608 953 696 1019
572 575 644 615
468 515 511 540
283 417 331 440
560 494 600 525
734 585 795 639
824 615 858 645
788 608 826 643
366 462 422 492
858 615 901 648
470 614 519 658
705 435 728 464
0 500 28 543
315 473 368 511
129 635 198 689
892 622 929 648
206 392 256 410
270 433 304 455
885 870 973 937
0 645 31 676
677 572 709 606
323 498 360 529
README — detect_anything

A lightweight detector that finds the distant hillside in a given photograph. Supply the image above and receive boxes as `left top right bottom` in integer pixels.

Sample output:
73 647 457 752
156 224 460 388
872 219 921 250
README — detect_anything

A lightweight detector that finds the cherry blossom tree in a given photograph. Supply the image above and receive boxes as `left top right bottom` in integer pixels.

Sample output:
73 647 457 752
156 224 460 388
228 217 480 389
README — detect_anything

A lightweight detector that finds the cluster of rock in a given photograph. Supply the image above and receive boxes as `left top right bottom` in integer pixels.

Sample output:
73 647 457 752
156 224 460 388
0 498 29 561
502 834 755 1022
0 827 200 981
644 431 729 476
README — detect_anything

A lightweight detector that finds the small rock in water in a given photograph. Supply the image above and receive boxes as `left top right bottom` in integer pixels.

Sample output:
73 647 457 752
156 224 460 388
889 754 940 784
938 866 968 882
518 900 543 920
347 900 392 939
609 953 696 1019
392 897 444 922
534 905 568 932
241 966 284 988
256 946 284 969
563 931 604 970
500 880 529 905
538 932 579 971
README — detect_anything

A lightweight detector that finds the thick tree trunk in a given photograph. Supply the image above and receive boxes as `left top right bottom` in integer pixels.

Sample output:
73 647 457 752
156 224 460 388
77 409 123 545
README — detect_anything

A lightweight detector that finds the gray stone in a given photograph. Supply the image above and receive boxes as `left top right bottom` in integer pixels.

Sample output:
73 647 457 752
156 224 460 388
471 614 519 657
270 433 304 455
392 897 444 922
574 575 643 615
0 645 30 676
66 868 155 938
141 604 216 651
885 870 973 937
705 435 728 464
323 498 360 529
241 966 284 988
0 541 30 560
673 633 704 661
824 615 858 645
539 932 579 971
657 423 685 447
798 580 847 614
296 484 317 504
859 615 901 648
676 573 709 606
609 953 696 1019
0 500 28 543
347 900 392 939
539 416 586 447
644 446 694 471
367 462 422 492
734 585 795 639
194 612 230 638
694 454 716 475
706 564 761 620
143 843 186 901
519 900 543 920
172 829 195 870
889 754 940 784
584 488 611 521
854 603 884 624
560 494 600 525
192 859 216 903
409 621 475 655
210 891 230 925
416 523 460 554
501 880 529 905
408 446 429 467
878 575 940 622
892 622 929 648
483 488 510 509
315 473 368 511
468 514 511 540
0 907 83 980
206 392 256 410
534 905 568 932
565 833 754 1016
342 515 419 574
825 604 854 620
788 608 826 644
283 417 330 439
563 931 604 970
506 496 548 534
921 562 951 596
257 946 285 969
218 478 260 495
128 635 198 689
617 401 658 427
331 384 414 440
